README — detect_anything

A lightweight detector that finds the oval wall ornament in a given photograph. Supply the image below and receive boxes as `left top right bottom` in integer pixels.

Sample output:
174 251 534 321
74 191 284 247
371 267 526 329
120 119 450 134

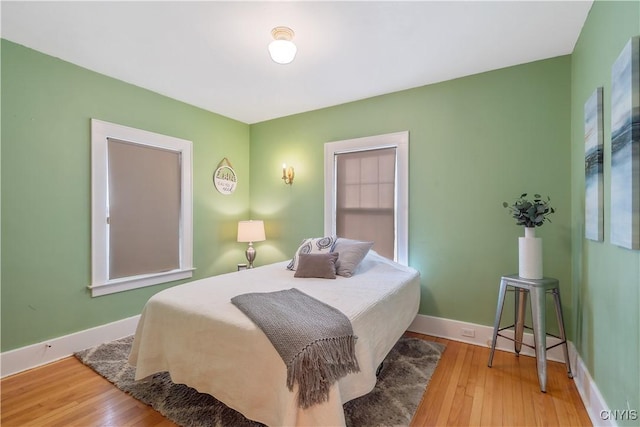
213 158 237 195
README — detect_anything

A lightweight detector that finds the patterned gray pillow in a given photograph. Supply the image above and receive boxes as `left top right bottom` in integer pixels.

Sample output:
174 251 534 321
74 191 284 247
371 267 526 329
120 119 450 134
287 236 337 270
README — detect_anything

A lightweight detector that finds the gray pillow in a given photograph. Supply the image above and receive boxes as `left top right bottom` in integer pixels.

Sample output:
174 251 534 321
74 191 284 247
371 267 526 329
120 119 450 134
331 238 374 277
294 252 339 279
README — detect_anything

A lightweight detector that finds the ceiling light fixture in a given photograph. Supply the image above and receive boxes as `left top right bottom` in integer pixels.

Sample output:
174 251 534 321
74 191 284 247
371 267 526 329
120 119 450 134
268 26 297 65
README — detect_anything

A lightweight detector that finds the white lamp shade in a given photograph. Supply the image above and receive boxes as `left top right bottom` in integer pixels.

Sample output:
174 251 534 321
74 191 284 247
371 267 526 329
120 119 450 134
237 220 266 243
268 40 297 64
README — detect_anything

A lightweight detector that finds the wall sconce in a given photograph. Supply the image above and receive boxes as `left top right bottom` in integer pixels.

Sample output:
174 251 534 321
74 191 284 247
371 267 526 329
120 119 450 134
282 163 295 185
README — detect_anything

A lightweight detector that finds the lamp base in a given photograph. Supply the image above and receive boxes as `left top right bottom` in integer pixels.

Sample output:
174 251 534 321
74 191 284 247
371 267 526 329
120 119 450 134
245 243 256 268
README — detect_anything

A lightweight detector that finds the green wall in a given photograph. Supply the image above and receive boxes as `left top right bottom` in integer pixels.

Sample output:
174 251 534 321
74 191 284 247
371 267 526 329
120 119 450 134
250 56 573 331
570 1 640 420
1 40 251 351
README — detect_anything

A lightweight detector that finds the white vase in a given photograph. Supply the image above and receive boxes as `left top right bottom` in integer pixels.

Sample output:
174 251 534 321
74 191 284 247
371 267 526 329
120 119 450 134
518 227 543 279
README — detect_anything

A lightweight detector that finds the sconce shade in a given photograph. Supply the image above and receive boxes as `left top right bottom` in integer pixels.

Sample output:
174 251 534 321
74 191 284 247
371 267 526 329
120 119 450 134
237 220 266 243
269 27 297 64
282 163 295 185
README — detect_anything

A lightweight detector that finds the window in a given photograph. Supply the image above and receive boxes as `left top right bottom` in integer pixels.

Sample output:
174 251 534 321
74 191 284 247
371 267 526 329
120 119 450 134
90 119 193 297
324 131 409 264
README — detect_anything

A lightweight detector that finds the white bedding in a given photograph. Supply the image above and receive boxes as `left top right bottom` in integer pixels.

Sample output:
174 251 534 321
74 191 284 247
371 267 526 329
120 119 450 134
129 251 420 426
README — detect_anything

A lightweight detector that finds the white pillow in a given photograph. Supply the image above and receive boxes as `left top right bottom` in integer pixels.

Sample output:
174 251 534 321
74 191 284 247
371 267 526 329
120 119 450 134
331 238 374 277
287 236 337 271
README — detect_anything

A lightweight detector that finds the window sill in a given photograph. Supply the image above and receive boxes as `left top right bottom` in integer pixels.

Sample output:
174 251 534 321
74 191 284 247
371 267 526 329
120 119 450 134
89 268 195 297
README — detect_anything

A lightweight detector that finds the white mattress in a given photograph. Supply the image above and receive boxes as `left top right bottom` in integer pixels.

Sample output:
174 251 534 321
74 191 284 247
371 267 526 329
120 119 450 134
129 251 420 426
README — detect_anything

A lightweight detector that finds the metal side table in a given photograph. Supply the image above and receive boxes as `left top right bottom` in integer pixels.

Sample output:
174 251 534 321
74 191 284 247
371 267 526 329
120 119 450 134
487 274 572 392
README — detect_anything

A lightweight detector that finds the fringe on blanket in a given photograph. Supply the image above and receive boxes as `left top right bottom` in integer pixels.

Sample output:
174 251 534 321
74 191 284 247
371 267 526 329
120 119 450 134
287 335 360 409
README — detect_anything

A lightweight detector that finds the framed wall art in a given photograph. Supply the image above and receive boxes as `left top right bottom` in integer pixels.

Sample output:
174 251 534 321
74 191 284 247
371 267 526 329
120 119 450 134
585 87 604 241
610 36 640 250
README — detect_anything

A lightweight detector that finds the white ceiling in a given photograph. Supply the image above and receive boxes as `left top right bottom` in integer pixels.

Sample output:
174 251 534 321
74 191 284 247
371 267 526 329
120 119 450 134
1 1 593 124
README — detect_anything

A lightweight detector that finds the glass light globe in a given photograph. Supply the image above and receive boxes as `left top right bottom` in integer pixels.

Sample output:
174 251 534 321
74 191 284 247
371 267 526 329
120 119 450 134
268 39 297 64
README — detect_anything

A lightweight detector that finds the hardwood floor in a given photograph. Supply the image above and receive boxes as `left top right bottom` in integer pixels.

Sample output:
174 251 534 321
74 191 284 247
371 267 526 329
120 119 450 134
1 333 591 426
407 332 592 426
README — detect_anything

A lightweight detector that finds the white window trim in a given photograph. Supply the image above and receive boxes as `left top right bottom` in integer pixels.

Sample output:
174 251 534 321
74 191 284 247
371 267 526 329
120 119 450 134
90 119 194 297
324 131 409 265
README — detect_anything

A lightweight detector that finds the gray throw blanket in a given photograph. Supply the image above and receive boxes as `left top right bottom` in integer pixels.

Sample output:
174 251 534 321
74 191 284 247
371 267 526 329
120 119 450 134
231 288 360 408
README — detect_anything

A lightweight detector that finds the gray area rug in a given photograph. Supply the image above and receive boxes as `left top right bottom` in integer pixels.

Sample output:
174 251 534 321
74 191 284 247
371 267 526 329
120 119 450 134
75 335 444 427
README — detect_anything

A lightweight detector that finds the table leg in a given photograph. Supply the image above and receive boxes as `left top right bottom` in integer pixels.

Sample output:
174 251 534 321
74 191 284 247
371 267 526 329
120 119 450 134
530 286 547 392
552 289 573 378
488 279 507 367
514 289 527 355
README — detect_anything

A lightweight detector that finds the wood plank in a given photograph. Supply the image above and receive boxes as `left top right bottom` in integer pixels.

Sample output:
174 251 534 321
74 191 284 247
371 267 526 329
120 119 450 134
467 345 487 426
446 342 474 426
432 342 465 426
415 338 461 426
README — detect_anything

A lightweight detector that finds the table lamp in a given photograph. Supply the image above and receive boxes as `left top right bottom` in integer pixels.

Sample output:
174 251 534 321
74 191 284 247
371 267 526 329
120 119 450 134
237 220 266 268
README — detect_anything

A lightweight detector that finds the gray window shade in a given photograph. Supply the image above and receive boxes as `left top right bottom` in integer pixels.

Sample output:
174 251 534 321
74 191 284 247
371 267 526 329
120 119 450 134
107 138 181 279
335 147 396 259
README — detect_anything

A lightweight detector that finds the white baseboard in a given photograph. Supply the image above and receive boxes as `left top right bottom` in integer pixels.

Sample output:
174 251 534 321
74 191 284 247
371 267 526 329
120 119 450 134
1 315 140 378
408 314 610 427
408 313 568 361
569 341 616 427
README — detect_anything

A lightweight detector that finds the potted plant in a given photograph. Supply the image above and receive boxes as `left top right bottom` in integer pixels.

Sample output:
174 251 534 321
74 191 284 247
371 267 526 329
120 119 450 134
503 193 555 279
503 193 555 229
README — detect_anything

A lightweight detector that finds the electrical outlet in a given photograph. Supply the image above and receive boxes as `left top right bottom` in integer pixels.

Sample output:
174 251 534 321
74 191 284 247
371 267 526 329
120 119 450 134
461 328 475 338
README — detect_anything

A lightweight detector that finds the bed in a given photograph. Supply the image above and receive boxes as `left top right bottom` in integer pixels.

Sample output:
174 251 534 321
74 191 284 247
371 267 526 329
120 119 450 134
129 249 420 426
